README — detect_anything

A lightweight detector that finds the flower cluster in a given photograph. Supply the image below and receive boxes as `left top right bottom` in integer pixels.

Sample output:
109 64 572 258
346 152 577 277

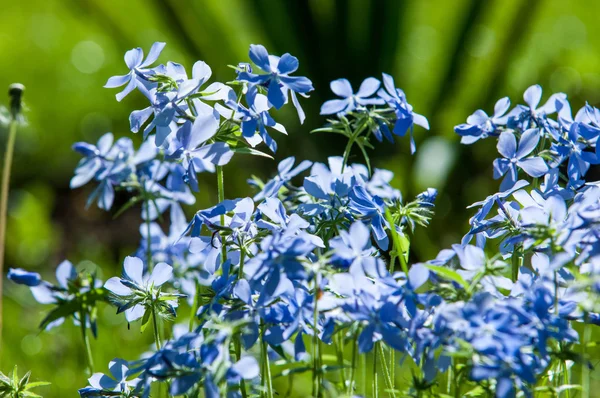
7 43 600 398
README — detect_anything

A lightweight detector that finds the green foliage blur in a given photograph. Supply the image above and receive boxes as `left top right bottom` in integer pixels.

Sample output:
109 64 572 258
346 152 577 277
1 0 600 396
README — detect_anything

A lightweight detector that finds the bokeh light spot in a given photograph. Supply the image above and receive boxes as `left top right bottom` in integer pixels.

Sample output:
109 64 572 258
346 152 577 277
71 41 105 74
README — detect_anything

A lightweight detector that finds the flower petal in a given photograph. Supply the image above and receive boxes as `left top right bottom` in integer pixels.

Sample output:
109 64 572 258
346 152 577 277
523 84 542 110
277 53 299 74
123 256 144 286
148 262 173 287
124 47 144 69
248 44 272 72
515 128 540 159
497 131 517 158
355 77 380 98
330 78 353 98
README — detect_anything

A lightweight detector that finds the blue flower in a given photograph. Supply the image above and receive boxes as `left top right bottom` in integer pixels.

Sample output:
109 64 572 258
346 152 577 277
7 268 41 286
330 221 377 268
224 87 287 153
104 256 181 322
104 42 166 101
509 84 566 132
455 97 510 144
377 73 429 153
251 156 312 201
493 130 548 191
79 358 140 397
348 185 389 250
320 77 384 115
237 44 313 123
552 122 598 186
168 117 232 191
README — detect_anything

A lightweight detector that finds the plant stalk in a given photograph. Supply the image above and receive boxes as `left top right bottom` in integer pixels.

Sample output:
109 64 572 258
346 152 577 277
152 307 162 351
377 343 396 397
217 165 227 263
0 84 22 357
79 311 94 374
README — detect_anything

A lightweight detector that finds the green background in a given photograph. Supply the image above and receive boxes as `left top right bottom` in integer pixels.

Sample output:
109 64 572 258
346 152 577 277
1 0 600 396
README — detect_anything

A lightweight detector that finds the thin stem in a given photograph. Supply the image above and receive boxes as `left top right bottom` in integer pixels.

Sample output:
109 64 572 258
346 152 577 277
348 332 358 395
377 343 396 398
341 121 368 172
335 333 346 389
262 336 274 398
511 245 521 282
390 347 395 392
79 311 94 374
341 136 355 173
563 360 570 398
373 346 379 398
236 243 247 398
312 274 320 398
234 338 248 398
361 348 366 396
238 244 245 279
554 271 559 315
144 199 153 271
0 115 18 356
453 360 460 398
582 318 590 398
152 307 162 351
446 359 453 394
217 165 227 264
188 280 200 332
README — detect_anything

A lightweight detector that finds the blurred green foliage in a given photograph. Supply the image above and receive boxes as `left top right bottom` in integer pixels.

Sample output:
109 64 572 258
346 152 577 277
1 0 600 396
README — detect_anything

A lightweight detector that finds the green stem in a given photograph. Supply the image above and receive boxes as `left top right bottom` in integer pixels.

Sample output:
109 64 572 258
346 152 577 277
262 336 274 398
390 347 395 392
144 199 153 271
563 360 570 398
554 271 559 315
361 348 366 396
0 114 18 357
341 121 368 172
373 346 379 398
238 245 245 279
312 274 320 398
152 307 162 351
79 311 94 374
336 333 346 389
447 361 452 394
348 332 358 395
188 280 200 332
341 136 356 173
582 318 590 398
234 338 248 398
377 343 396 397
511 245 523 282
217 165 227 264
453 361 460 398
236 243 247 398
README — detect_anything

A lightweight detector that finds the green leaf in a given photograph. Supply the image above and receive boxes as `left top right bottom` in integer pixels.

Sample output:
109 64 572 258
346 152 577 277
19 371 31 389
0 372 10 385
424 264 470 290
230 146 274 159
463 386 486 396
24 381 50 390
21 392 43 397
384 208 409 274
140 308 152 333
39 300 80 331
12 365 18 387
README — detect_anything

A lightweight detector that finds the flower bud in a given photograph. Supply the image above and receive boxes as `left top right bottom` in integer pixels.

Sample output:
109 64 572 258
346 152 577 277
8 83 24 118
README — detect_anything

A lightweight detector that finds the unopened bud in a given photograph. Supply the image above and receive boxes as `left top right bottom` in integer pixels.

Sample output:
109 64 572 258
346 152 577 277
8 83 25 118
